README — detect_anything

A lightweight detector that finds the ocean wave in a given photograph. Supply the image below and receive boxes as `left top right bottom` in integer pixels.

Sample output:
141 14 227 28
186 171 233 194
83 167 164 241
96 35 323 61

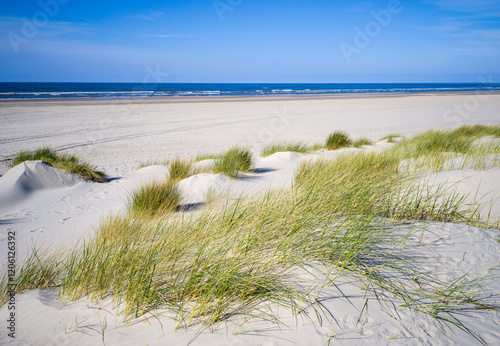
1 84 499 99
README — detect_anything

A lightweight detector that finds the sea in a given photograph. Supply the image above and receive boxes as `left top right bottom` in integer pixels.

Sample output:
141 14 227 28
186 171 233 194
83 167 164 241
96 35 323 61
0 82 499 99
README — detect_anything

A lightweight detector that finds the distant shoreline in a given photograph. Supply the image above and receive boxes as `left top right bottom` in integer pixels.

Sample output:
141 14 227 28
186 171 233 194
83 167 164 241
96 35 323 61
1 90 500 106
2 81 500 103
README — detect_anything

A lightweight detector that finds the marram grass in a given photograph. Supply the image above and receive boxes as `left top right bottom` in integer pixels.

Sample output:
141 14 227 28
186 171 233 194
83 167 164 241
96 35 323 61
10 147 58 166
136 160 167 170
10 147 106 182
194 153 223 162
380 134 402 143
2 126 500 337
352 137 373 148
3 192 387 325
128 181 180 217
325 131 352 150
168 157 192 184
389 125 500 173
294 152 471 224
2 180 494 333
261 142 312 157
451 124 500 138
213 146 253 178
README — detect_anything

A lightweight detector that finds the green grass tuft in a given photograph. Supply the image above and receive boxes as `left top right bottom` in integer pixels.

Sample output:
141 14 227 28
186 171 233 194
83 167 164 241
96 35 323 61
310 142 324 151
388 126 500 172
10 147 106 182
380 134 402 143
294 150 489 225
11 147 58 167
261 142 311 157
168 158 192 184
352 137 373 148
136 161 167 170
398 130 470 156
452 124 500 138
128 181 180 217
194 153 223 162
325 131 352 150
213 146 253 178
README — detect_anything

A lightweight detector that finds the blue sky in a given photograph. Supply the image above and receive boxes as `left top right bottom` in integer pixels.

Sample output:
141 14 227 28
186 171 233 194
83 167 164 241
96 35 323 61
0 0 499 82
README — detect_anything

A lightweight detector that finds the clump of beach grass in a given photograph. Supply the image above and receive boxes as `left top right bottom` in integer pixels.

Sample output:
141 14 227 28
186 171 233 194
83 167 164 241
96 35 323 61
10 147 106 182
451 124 500 138
168 157 192 184
390 126 500 173
194 153 223 162
396 130 470 156
11 147 58 166
380 134 402 143
136 161 167 170
128 181 180 217
294 152 469 223
352 137 373 148
261 142 311 157
310 142 324 151
325 131 352 150
213 146 253 178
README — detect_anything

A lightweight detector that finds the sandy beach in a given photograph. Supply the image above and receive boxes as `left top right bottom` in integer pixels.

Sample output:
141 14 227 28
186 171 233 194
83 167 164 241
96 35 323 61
2 93 499 175
1 93 500 345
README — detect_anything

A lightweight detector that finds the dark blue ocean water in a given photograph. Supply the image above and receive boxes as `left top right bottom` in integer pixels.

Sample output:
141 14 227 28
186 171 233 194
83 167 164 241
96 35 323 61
0 82 499 99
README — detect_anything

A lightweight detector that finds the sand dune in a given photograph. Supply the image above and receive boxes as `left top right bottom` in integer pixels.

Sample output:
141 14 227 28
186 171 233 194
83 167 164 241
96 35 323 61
0 161 82 207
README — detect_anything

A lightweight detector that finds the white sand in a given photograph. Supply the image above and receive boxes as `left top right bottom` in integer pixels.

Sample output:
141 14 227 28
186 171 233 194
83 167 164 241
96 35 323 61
1 93 499 175
0 161 82 207
1 94 500 344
